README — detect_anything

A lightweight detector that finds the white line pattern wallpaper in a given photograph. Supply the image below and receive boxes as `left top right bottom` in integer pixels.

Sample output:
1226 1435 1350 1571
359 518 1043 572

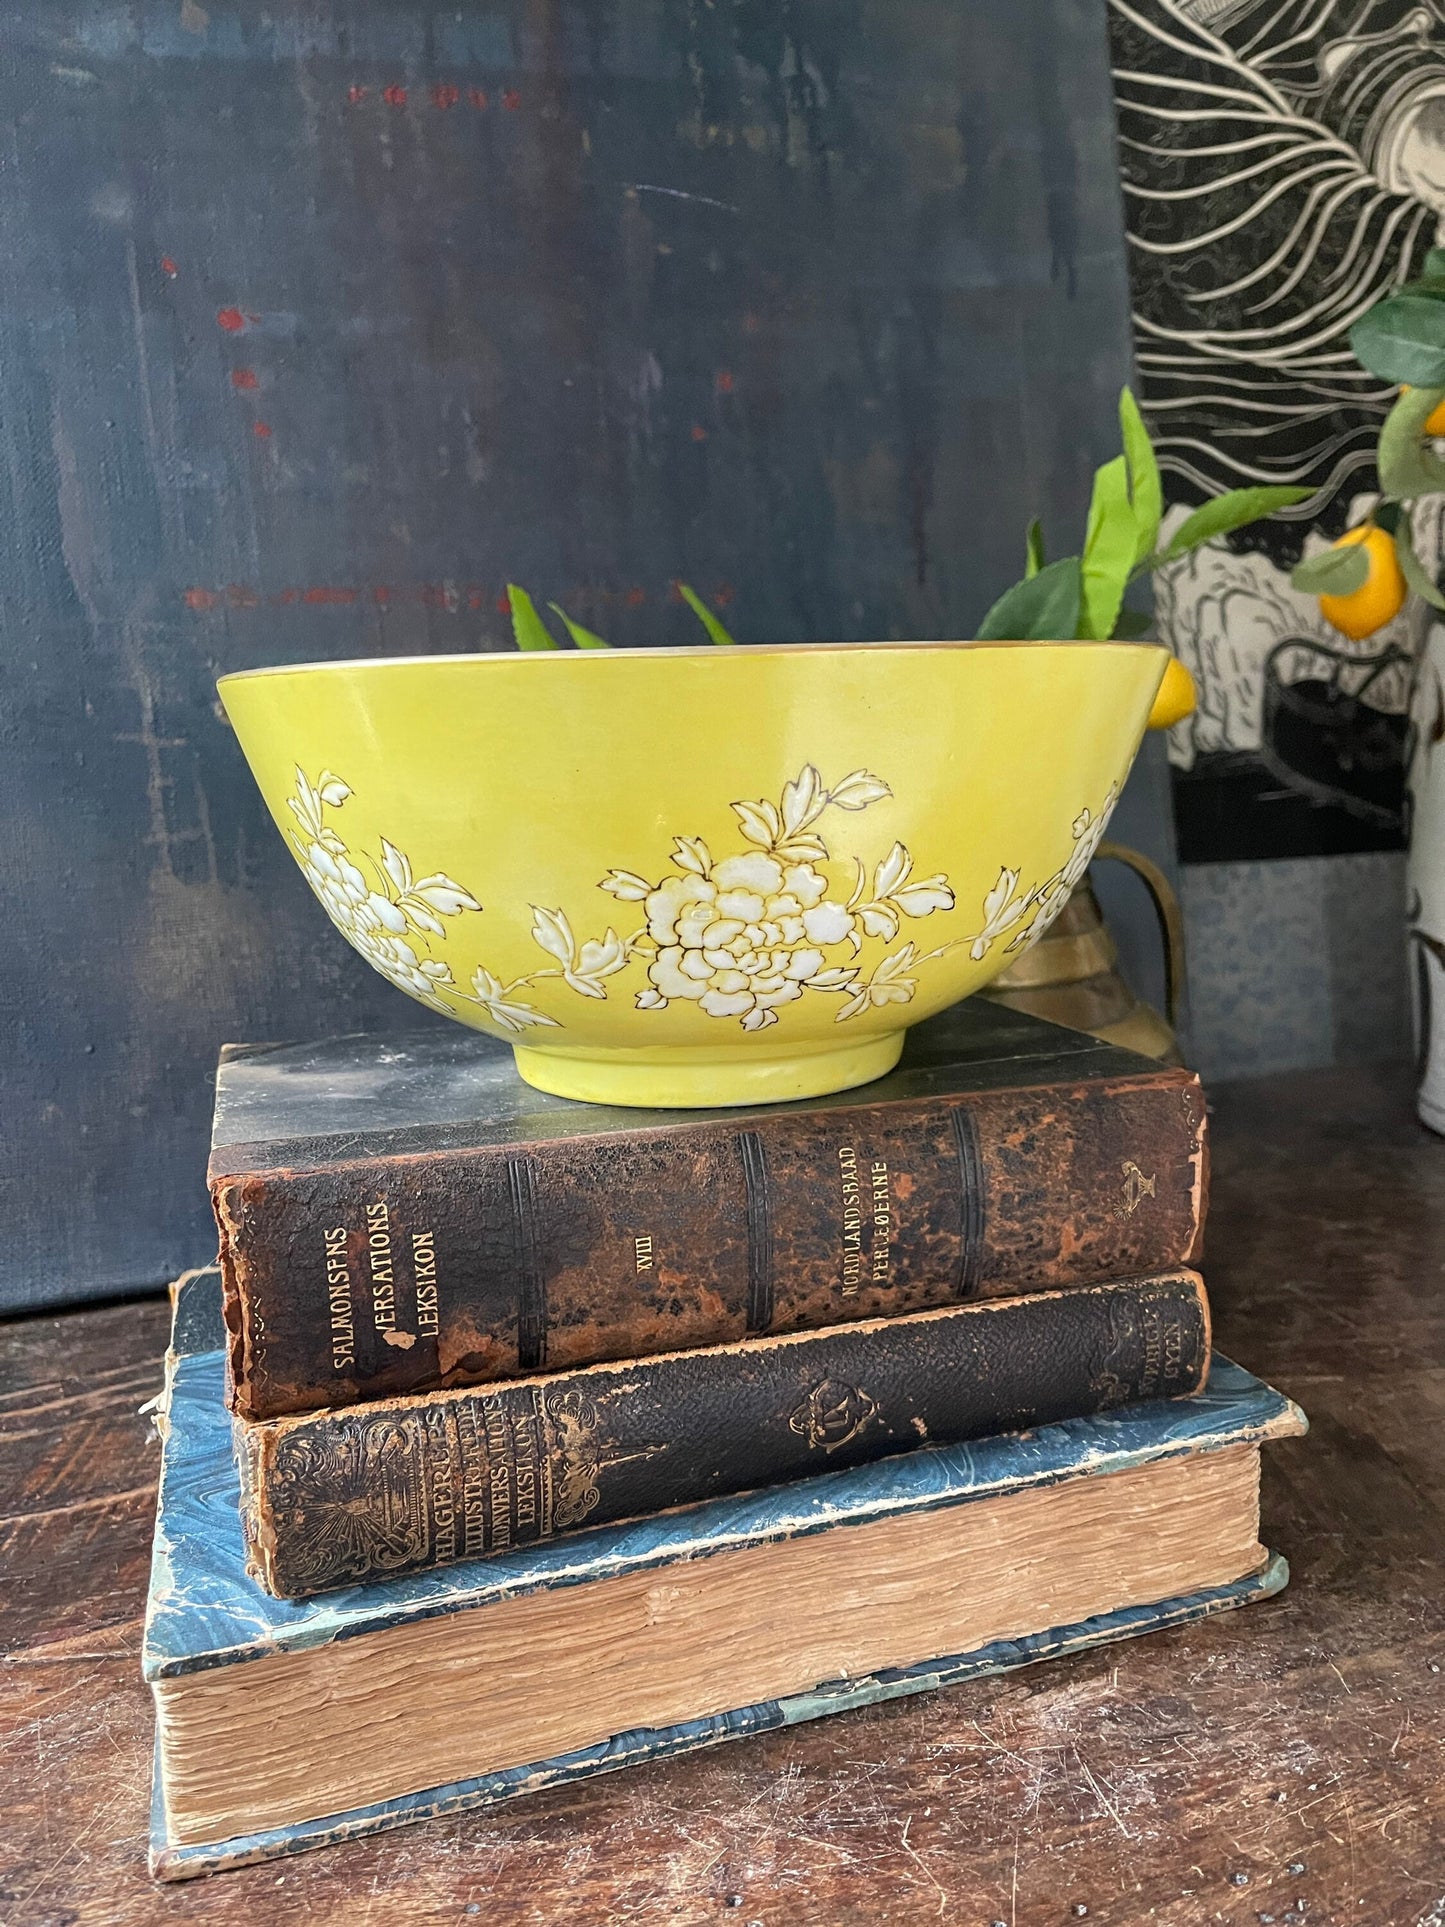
1109 0 1445 863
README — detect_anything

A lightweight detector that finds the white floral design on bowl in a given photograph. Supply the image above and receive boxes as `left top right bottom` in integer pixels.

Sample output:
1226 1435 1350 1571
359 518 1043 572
284 761 1115 1036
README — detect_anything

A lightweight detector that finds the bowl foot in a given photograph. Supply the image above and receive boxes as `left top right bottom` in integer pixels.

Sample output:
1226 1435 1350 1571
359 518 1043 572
511 1032 906 1109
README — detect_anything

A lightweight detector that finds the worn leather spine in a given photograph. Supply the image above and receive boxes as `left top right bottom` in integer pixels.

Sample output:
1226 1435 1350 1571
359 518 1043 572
215 1069 1208 1421
235 1270 1211 1598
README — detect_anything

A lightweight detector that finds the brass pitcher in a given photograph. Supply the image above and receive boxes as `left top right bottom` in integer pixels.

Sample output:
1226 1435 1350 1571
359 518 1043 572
982 842 1185 1063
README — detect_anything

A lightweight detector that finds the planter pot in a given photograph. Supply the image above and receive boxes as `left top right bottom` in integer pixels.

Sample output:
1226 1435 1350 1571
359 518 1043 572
220 640 1167 1108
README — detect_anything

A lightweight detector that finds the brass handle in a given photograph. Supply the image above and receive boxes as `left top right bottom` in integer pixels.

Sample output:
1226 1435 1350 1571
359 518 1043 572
1094 841 1186 1026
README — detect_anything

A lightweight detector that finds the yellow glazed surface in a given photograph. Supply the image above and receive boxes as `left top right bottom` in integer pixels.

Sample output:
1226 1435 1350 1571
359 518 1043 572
218 641 1167 1106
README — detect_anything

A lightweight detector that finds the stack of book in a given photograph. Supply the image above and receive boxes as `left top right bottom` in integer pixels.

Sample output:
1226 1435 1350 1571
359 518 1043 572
144 1000 1304 1879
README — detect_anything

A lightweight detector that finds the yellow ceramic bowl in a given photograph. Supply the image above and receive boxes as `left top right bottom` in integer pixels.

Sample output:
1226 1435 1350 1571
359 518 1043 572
219 641 1167 1107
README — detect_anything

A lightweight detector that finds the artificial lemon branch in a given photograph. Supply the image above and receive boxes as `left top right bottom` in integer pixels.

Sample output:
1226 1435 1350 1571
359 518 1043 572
1291 250 1445 637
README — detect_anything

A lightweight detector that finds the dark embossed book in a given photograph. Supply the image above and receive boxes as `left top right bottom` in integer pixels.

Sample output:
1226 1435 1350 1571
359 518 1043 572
149 1271 1303 1877
211 1001 1208 1422
235 1268 1211 1596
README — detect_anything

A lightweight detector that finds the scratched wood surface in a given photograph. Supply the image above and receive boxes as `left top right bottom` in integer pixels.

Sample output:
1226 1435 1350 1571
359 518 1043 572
4 1063 1445 1926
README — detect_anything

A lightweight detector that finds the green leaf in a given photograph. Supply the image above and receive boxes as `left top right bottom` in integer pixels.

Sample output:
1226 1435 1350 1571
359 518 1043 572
1291 543 1370 597
1025 517 1045 580
1350 293 1445 385
677 582 737 645
1396 520 1445 612
1158 485 1313 563
1377 384 1445 498
1112 607 1155 640
548 603 612 649
507 584 559 651
1079 455 1138 640
1119 387 1163 567
976 555 1082 641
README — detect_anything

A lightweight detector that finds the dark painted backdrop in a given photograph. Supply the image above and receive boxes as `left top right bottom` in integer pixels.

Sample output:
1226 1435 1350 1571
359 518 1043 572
0 0 1157 1311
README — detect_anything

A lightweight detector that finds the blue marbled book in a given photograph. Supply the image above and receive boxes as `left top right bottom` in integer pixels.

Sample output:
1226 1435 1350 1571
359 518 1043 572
146 1271 1305 1881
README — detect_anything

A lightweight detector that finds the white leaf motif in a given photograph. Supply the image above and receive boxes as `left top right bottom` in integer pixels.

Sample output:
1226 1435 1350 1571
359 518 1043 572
380 839 413 894
402 901 446 938
287 767 324 839
983 868 1021 926
470 967 561 1032
732 799 780 848
576 930 628 978
318 774 352 808
600 869 653 901
531 905 576 966
774 833 829 864
827 769 891 811
781 765 824 835
410 873 482 916
673 836 713 877
806 966 860 990
858 902 900 941
892 877 955 918
873 842 911 900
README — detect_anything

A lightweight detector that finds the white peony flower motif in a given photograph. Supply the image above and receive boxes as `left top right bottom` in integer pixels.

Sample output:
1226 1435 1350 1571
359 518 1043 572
639 849 860 1030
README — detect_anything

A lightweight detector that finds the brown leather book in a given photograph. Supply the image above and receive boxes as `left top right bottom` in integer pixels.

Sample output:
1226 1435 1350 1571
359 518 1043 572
210 1001 1208 1422
235 1268 1212 1597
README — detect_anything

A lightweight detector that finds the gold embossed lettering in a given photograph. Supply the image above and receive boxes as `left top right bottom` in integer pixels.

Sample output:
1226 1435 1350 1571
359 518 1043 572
869 1159 892 1283
838 1145 864 1295
412 1230 440 1335
323 1225 354 1371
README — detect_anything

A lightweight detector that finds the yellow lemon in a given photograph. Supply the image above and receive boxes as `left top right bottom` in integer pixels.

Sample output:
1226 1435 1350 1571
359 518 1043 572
1146 655 1196 731
1318 524 1406 641
1401 385 1445 436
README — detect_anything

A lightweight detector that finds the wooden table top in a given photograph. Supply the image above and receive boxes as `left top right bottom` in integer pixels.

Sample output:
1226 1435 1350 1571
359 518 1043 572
4 1063 1445 1926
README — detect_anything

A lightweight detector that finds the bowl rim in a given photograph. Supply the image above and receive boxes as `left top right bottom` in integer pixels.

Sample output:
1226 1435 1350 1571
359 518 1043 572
217 637 1166 686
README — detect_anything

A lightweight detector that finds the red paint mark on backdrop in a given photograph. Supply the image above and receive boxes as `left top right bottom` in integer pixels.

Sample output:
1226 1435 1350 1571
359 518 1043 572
230 368 258 390
502 88 521 111
161 256 178 277
690 424 708 442
183 580 710 615
468 87 489 110
253 421 272 439
714 583 736 606
431 83 459 110
715 369 734 394
217 307 246 332
348 84 368 104
383 83 408 107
